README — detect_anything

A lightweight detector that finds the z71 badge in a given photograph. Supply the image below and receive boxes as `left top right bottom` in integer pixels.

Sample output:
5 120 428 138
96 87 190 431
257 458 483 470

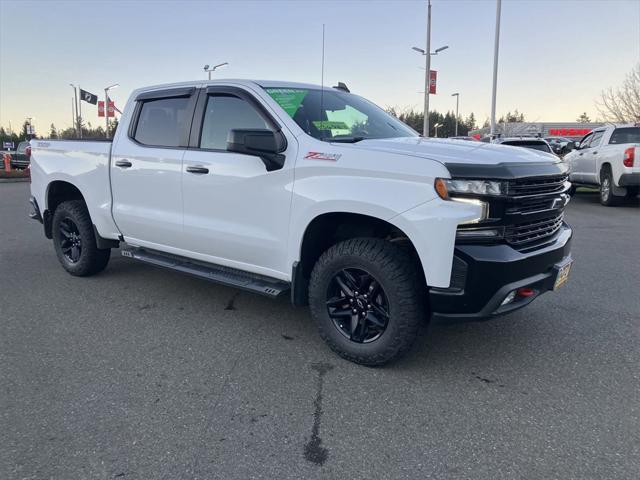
304 152 342 161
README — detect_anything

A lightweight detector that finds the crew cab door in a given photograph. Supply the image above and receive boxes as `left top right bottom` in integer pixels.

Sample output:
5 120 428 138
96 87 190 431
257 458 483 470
570 132 593 183
111 87 197 248
179 86 295 279
582 129 605 184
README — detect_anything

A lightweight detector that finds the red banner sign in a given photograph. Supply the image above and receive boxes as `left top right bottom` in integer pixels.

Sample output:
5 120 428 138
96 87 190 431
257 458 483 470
548 128 591 137
98 101 115 118
429 70 437 94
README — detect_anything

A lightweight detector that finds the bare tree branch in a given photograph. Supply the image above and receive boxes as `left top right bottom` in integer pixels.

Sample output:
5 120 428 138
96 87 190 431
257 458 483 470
597 63 640 123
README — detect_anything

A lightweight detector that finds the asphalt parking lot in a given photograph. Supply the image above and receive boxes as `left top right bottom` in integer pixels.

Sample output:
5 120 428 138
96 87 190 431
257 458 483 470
1 182 639 480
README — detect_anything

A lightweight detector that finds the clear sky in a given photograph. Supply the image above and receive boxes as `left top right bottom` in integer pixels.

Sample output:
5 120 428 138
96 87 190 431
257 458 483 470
1 0 639 135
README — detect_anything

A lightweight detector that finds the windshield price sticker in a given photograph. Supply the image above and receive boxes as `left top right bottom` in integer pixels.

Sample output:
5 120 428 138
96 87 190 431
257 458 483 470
312 121 350 131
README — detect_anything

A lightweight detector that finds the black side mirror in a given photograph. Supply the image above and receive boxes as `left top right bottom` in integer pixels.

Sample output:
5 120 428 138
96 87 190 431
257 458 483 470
227 129 287 171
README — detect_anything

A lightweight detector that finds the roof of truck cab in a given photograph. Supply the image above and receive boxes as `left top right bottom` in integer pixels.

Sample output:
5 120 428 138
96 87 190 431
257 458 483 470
133 79 334 94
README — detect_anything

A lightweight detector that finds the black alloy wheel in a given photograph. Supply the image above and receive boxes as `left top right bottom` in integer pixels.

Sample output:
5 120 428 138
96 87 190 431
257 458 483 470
58 217 83 263
326 268 389 343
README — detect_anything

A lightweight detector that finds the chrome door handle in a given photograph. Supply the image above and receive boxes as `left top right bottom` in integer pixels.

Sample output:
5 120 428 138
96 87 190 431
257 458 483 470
115 159 132 168
186 166 209 174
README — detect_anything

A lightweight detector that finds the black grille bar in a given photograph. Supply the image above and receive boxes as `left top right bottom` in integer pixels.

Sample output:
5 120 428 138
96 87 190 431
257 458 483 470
505 213 564 246
508 173 569 197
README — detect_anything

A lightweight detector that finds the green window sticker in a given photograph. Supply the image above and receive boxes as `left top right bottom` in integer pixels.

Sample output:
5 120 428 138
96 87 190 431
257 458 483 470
312 120 350 131
266 89 308 117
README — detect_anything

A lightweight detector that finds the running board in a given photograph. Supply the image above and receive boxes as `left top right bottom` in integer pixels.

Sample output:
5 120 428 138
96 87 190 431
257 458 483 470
121 245 290 298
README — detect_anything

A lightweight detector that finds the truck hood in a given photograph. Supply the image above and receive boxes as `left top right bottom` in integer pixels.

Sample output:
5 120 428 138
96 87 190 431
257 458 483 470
349 137 566 179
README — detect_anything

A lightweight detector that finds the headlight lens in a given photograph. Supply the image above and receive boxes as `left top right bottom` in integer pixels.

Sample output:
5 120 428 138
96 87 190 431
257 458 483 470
442 179 504 196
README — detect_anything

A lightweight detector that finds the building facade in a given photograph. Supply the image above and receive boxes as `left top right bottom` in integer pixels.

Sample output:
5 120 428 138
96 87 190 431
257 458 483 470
470 122 605 140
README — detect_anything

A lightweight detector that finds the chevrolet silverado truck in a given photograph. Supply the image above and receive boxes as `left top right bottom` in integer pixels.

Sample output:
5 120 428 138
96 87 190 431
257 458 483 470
565 124 640 205
29 80 573 365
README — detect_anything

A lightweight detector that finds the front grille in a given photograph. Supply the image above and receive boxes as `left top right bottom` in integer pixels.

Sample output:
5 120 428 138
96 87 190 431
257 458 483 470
506 197 554 214
505 212 564 246
507 173 569 197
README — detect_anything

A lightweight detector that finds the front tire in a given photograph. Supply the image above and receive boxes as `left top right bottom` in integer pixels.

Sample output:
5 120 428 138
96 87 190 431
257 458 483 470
52 200 111 276
308 238 426 366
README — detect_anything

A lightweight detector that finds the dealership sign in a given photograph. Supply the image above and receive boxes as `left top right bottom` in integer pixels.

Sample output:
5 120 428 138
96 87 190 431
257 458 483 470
549 128 591 137
429 70 437 94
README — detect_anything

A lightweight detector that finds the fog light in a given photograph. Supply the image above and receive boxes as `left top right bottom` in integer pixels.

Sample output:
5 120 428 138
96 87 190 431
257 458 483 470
501 290 517 306
456 228 501 239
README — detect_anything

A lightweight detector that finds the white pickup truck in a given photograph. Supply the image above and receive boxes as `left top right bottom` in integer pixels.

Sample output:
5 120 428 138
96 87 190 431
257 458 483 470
29 79 574 365
565 124 640 205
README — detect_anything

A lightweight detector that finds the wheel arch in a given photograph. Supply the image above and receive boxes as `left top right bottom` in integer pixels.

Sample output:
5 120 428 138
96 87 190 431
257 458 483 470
43 181 86 239
291 211 426 306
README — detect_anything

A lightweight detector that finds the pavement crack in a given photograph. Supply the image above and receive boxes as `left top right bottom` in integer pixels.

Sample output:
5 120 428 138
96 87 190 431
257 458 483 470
304 362 334 466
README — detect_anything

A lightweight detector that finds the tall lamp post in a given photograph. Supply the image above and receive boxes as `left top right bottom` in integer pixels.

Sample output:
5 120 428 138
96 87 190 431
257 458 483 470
490 0 502 138
451 92 460 136
412 36 449 137
204 62 228 80
104 84 119 139
69 84 78 137
433 122 443 138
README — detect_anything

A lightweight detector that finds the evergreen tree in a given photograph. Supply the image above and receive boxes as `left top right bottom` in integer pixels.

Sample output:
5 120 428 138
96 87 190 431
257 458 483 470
577 112 591 123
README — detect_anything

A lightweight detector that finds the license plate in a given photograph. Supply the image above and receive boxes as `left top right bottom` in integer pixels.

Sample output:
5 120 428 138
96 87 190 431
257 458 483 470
554 260 572 290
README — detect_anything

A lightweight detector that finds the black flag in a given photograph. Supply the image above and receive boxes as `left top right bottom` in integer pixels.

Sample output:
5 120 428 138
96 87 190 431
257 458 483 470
80 88 98 105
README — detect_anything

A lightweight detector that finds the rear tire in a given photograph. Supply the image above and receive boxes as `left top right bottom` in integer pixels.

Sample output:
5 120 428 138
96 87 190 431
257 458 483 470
599 167 621 206
308 238 426 366
52 200 111 276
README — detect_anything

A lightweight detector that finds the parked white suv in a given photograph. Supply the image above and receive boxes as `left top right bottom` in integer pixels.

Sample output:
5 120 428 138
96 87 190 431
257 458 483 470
28 79 574 365
492 136 555 155
564 124 640 205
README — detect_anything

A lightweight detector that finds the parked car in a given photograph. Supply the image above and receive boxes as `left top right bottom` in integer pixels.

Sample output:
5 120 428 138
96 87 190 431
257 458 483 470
545 136 575 155
448 136 479 142
492 137 555 155
28 79 573 365
10 141 31 169
564 124 640 205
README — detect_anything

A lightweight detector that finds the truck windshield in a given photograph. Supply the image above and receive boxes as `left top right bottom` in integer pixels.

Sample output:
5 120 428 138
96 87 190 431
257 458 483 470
609 127 640 145
264 87 418 142
502 141 551 153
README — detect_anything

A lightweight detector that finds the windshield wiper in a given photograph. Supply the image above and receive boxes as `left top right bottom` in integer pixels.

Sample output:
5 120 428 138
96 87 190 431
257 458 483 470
328 137 367 143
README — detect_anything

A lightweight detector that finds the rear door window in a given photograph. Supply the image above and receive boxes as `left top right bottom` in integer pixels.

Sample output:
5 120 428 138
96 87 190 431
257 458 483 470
609 127 640 145
134 97 192 147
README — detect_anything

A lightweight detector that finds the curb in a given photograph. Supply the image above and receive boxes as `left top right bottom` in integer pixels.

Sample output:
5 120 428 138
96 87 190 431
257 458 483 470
0 177 30 183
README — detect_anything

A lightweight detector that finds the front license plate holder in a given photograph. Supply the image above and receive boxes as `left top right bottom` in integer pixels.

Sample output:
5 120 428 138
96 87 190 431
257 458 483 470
553 259 573 290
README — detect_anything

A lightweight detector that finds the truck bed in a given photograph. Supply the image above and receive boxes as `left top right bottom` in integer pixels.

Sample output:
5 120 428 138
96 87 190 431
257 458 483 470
29 139 121 240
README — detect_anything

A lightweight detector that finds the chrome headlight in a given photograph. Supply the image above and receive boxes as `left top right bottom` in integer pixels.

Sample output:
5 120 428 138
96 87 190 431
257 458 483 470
442 179 504 196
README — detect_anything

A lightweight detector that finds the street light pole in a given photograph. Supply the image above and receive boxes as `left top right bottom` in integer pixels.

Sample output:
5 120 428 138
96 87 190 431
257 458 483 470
77 85 83 139
423 0 432 137
452 93 460 136
204 62 228 80
490 0 502 138
70 84 78 137
434 122 442 138
104 84 119 139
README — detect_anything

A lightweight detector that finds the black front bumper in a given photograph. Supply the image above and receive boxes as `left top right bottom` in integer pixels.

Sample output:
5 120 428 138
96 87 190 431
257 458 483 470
430 223 572 322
